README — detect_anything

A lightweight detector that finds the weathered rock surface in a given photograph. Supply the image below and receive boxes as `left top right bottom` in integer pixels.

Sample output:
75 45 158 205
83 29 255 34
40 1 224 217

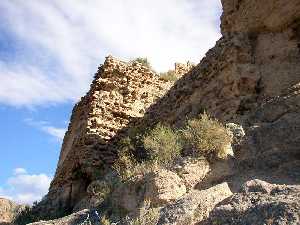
173 157 210 190
157 183 232 225
201 180 300 225
144 169 187 206
111 168 187 213
0 198 24 225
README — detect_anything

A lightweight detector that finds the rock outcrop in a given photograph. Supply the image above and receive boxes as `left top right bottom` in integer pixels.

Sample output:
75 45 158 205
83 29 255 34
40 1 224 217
32 0 300 224
0 198 24 225
201 180 300 225
157 183 232 225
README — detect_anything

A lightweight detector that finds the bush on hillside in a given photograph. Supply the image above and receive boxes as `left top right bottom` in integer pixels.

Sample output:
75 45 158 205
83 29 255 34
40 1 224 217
143 123 182 166
181 113 233 159
160 70 178 82
13 205 40 225
113 145 138 180
131 57 151 69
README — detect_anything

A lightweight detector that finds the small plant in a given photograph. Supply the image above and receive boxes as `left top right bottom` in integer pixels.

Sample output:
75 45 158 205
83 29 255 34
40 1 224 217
101 215 111 225
131 57 151 69
181 112 233 159
113 146 138 180
143 123 182 166
88 180 112 202
160 70 178 82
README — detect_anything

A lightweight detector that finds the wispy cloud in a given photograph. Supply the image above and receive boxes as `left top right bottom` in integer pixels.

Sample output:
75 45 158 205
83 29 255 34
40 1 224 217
14 168 27 175
41 126 66 141
0 168 52 204
24 118 66 142
0 0 222 107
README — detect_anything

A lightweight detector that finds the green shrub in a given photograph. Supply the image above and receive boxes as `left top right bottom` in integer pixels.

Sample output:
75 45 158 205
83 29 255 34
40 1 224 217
181 113 233 159
113 145 138 180
131 57 151 69
160 70 178 82
143 123 182 166
88 180 112 201
113 125 150 180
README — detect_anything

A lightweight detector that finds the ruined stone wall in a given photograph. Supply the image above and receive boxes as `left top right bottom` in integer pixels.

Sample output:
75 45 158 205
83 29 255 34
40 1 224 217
43 56 172 213
174 61 194 76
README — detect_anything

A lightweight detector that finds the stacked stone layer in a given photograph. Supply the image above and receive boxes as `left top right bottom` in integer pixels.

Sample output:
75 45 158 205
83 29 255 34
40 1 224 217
43 56 172 213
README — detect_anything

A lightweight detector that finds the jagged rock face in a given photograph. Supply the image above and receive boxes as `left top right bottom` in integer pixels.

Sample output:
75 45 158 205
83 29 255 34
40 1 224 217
0 198 24 224
43 56 172 213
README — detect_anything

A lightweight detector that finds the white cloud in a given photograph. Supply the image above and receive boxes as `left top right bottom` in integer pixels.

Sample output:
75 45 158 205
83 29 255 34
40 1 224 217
0 169 52 204
41 126 66 141
14 168 27 175
0 0 222 107
24 118 66 142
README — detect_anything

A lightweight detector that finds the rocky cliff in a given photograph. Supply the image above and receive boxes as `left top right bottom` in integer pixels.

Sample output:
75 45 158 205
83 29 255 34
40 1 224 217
24 0 300 224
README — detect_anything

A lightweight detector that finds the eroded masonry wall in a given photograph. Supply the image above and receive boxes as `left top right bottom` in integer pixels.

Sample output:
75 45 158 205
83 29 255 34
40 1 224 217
42 56 176 213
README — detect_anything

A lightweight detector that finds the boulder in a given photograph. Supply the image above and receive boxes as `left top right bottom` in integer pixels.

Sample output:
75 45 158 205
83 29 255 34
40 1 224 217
173 157 210 190
158 182 232 225
145 169 187 207
201 180 300 225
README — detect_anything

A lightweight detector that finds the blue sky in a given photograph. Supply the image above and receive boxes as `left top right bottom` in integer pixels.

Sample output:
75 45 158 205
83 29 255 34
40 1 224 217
0 0 222 204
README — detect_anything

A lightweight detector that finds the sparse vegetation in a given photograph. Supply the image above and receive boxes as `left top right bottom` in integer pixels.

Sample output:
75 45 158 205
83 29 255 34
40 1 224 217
181 112 233 159
113 146 138 180
131 57 151 69
160 70 178 82
101 215 112 225
13 205 40 225
113 112 232 182
143 123 182 166
88 180 112 202
129 200 160 225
